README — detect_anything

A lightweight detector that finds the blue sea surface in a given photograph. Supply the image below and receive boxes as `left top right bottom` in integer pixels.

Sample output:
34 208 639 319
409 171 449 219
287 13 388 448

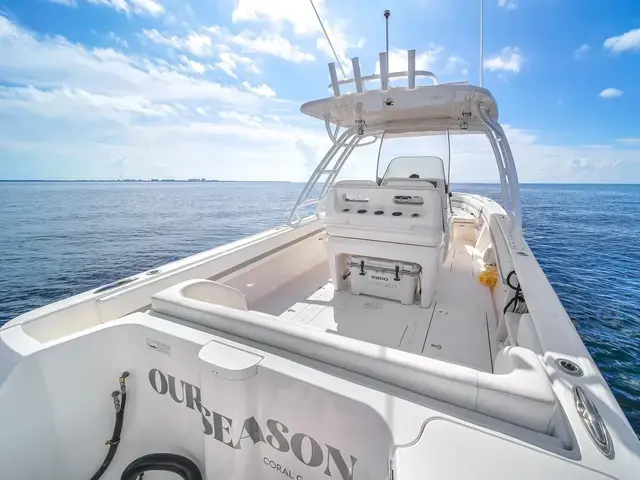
0 181 639 435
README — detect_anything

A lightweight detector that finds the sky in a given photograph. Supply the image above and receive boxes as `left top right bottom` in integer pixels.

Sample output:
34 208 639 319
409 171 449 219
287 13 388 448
0 0 639 182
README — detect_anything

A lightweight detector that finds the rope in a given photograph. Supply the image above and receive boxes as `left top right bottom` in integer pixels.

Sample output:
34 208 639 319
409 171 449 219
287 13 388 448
308 0 348 77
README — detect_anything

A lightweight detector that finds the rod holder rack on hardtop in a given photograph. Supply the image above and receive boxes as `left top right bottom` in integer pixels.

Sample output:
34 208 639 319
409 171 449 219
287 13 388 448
328 50 439 97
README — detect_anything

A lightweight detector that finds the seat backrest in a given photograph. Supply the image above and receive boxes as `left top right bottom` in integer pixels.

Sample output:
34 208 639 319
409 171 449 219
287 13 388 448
380 179 437 189
334 179 379 187
323 183 444 247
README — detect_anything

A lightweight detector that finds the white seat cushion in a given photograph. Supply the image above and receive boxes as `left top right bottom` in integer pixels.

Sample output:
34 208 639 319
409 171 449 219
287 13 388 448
151 281 557 434
160 279 247 311
477 346 556 433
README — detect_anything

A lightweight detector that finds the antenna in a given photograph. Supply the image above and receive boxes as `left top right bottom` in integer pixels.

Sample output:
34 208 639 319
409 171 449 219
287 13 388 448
384 10 391 59
309 0 348 77
480 0 484 87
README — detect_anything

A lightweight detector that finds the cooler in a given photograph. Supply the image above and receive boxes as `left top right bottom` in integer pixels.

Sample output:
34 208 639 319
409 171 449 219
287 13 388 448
347 256 421 305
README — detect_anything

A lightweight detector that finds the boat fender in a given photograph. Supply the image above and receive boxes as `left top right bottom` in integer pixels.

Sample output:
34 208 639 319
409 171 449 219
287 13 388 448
120 453 203 480
90 371 129 480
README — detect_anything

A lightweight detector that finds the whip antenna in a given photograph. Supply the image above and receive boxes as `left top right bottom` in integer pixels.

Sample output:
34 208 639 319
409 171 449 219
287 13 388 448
309 0 347 77
480 0 484 86
384 10 390 58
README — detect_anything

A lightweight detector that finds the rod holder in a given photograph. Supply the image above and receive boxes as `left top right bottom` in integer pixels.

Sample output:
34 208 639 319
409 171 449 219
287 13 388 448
329 62 340 97
379 52 389 90
352 57 363 93
408 50 416 89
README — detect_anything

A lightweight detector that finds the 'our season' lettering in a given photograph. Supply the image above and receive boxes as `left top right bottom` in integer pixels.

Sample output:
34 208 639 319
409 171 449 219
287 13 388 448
148 368 358 480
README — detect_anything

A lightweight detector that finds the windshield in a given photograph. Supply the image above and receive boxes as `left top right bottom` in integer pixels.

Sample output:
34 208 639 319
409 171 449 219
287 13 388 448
375 132 451 184
382 156 446 182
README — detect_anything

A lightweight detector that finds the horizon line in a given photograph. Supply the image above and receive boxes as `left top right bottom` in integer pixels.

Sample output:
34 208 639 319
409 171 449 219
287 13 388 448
2 179 640 186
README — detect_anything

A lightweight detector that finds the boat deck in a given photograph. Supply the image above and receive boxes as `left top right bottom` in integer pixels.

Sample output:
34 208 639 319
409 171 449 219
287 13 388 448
253 238 497 373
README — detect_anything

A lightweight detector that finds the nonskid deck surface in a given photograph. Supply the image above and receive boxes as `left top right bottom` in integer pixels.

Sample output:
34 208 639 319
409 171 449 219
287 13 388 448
257 239 496 373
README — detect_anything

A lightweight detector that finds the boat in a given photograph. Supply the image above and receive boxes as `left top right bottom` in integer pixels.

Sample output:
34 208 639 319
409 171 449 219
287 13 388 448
1 48 638 480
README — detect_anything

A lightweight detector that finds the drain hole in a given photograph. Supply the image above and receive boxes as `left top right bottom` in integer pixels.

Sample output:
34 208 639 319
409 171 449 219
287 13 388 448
392 211 402 216
556 358 583 376
374 210 384 215
342 208 350 212
357 209 367 214
411 213 420 218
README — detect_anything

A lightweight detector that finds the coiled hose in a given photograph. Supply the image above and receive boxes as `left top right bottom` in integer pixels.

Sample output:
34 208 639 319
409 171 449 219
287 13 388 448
90 371 129 480
120 453 203 480
503 270 525 314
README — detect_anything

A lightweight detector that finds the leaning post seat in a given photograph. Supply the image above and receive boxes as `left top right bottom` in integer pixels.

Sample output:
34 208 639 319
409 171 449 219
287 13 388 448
322 180 445 308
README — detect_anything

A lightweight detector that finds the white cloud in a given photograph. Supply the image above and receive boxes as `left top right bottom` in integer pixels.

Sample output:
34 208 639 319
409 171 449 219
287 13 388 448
218 110 265 128
242 81 276 98
108 31 128 48
215 51 256 79
47 0 77 6
142 29 213 57
445 55 469 77
573 44 589 60
0 15 328 182
0 85 176 122
231 0 361 76
179 56 206 75
3 12 638 183
232 0 322 35
498 0 517 10
182 33 213 57
604 28 640 53
445 128 640 184
484 47 524 73
570 157 592 173
141 28 177 47
129 0 164 17
87 0 129 15
599 88 623 99
0 16 260 107
617 138 640 145
87 0 164 17
226 30 315 63
143 27 314 64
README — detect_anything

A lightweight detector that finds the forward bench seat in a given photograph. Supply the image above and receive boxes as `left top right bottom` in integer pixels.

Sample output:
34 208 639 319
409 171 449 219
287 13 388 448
151 279 557 434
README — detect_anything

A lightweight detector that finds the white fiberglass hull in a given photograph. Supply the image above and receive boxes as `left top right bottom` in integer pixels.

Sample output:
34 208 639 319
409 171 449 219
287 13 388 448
0 193 638 480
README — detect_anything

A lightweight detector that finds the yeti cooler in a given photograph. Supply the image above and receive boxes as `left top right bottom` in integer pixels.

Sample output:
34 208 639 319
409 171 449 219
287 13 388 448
347 256 420 305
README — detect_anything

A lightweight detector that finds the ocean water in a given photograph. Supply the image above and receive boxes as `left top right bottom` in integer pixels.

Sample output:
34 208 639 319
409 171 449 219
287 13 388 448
0 181 638 435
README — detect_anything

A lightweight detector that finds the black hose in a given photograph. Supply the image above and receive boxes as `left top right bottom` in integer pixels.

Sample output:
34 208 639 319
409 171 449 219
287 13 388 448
90 372 129 480
503 270 524 315
120 453 203 480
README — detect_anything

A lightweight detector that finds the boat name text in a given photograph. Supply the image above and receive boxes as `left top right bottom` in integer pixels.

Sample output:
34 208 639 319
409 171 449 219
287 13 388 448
148 368 358 480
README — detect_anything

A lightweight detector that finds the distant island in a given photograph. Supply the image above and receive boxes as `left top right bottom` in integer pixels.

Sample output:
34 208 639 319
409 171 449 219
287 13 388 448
0 178 221 183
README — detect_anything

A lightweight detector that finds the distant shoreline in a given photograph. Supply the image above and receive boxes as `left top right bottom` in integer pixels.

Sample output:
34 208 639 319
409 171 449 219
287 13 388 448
0 179 295 183
1 180 639 186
